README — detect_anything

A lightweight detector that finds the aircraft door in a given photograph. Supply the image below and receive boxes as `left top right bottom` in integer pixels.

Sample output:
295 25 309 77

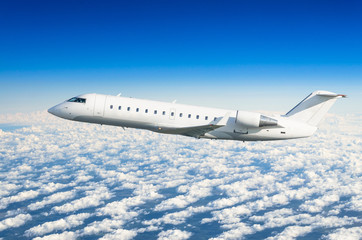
93 94 106 117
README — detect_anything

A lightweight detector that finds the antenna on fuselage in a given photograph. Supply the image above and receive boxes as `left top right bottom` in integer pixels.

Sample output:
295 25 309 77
116 93 122 97
172 100 177 104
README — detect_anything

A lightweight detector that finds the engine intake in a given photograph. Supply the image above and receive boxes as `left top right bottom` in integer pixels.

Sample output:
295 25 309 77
235 111 278 128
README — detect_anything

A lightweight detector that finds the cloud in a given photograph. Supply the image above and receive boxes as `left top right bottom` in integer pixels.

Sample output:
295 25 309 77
322 227 362 240
0 182 18 198
0 111 361 240
32 231 77 240
75 174 93 183
0 213 32 232
158 229 192 240
39 182 70 194
346 195 362 212
154 182 213 211
97 184 162 218
144 207 198 226
82 183 163 235
209 222 255 240
300 194 340 213
52 186 112 213
0 190 39 209
82 219 129 236
265 225 313 240
201 204 252 225
25 213 91 237
28 190 76 211
99 229 137 240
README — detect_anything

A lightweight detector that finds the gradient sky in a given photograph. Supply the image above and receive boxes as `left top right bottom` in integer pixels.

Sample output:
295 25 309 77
0 0 361 114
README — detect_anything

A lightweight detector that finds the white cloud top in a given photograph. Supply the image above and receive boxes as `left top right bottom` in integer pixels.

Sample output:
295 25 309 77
0 111 360 239
0 214 32 232
26 213 91 237
158 229 192 240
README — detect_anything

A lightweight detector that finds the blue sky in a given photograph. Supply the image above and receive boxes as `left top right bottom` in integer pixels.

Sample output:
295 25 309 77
0 0 361 114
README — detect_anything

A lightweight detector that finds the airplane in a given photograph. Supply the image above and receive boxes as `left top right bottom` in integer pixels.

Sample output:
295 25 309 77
48 90 346 141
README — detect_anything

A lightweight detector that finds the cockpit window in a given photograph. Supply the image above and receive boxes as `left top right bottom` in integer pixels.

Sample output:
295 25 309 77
67 97 86 103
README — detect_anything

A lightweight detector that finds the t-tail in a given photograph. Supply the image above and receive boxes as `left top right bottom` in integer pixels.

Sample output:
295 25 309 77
284 90 346 126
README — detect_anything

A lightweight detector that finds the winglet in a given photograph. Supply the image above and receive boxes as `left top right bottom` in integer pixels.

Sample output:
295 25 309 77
215 112 231 126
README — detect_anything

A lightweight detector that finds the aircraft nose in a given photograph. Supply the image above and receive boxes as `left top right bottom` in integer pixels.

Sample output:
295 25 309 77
47 103 73 120
48 104 65 118
48 106 56 115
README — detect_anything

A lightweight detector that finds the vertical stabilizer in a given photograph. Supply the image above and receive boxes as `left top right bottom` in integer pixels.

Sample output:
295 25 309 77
285 90 346 126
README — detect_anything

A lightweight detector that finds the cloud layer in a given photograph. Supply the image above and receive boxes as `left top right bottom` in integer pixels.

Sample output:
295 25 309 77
0 111 361 239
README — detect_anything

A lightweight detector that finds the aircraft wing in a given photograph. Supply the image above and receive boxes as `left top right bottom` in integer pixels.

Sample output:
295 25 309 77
167 124 223 138
165 112 230 138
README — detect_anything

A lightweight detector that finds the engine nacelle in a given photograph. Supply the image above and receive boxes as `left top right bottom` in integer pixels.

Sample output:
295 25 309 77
235 111 278 128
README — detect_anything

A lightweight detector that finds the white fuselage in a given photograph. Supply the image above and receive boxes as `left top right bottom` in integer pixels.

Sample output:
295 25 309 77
48 93 317 141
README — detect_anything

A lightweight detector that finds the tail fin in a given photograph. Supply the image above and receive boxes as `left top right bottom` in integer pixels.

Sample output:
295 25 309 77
285 90 346 126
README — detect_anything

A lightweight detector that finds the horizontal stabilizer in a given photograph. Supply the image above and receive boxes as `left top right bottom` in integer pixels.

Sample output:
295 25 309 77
316 92 346 98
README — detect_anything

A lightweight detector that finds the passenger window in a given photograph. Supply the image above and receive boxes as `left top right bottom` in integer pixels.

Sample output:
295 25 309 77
188 114 191 118
118 106 121 110
162 111 166 115
154 110 157 114
196 115 199 119
205 116 208 120
110 105 113 109
145 109 148 113
136 108 139 112
179 113 183 117
127 107 130 111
